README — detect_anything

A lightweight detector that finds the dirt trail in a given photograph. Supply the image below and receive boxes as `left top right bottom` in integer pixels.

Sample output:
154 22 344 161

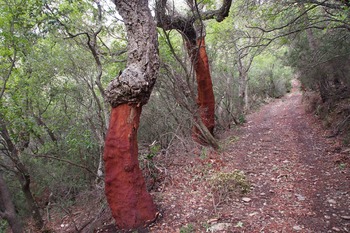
146 80 350 233
95 81 349 233
217 80 350 232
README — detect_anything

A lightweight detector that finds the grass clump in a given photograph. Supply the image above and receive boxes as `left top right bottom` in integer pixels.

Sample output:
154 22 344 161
180 223 195 233
209 170 250 206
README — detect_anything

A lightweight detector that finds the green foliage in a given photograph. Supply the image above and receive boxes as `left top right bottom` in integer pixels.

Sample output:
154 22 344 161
338 163 346 170
249 49 294 100
209 170 250 195
180 223 195 233
158 30 185 67
146 143 161 160
0 220 8 233
209 169 250 207
200 147 208 159
0 0 126 224
238 114 246 124
289 29 350 92
343 134 350 146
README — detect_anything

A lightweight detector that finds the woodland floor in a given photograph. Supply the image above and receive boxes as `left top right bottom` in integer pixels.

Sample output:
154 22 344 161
49 80 350 233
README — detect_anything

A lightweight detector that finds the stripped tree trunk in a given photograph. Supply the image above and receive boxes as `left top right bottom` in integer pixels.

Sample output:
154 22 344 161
103 0 159 230
187 37 215 140
104 105 157 229
156 0 232 148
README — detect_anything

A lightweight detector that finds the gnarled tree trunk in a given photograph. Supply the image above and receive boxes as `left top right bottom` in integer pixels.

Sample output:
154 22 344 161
103 0 159 230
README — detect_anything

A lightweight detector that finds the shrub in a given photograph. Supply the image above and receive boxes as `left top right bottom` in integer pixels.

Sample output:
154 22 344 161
209 170 250 206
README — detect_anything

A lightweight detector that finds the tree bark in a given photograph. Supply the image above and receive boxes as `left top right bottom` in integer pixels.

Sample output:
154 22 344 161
104 104 158 229
0 117 44 230
0 172 23 233
244 79 249 111
104 0 159 230
237 59 248 116
187 38 216 139
19 173 43 230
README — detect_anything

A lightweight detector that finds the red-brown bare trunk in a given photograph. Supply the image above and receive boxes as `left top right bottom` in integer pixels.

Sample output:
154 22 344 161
104 104 158 230
191 38 215 141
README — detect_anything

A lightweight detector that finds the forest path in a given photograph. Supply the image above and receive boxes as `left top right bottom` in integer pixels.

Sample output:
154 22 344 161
218 80 350 232
136 80 350 233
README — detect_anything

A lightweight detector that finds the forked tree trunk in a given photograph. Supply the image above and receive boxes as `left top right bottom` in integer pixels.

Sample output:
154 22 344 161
104 104 157 229
104 0 159 230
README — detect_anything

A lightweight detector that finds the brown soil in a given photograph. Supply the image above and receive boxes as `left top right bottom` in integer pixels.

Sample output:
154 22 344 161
49 80 350 232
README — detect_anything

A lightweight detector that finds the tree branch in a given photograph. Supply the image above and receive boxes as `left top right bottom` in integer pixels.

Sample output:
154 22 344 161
155 0 232 42
33 154 97 177
0 19 17 100
246 3 318 33
294 0 348 9
200 0 232 22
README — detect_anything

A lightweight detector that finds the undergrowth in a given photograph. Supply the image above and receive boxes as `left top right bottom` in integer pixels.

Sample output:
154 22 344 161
209 170 250 209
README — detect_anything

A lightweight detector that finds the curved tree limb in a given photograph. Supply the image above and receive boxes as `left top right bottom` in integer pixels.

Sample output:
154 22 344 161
294 0 350 9
156 0 233 42
199 0 233 22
